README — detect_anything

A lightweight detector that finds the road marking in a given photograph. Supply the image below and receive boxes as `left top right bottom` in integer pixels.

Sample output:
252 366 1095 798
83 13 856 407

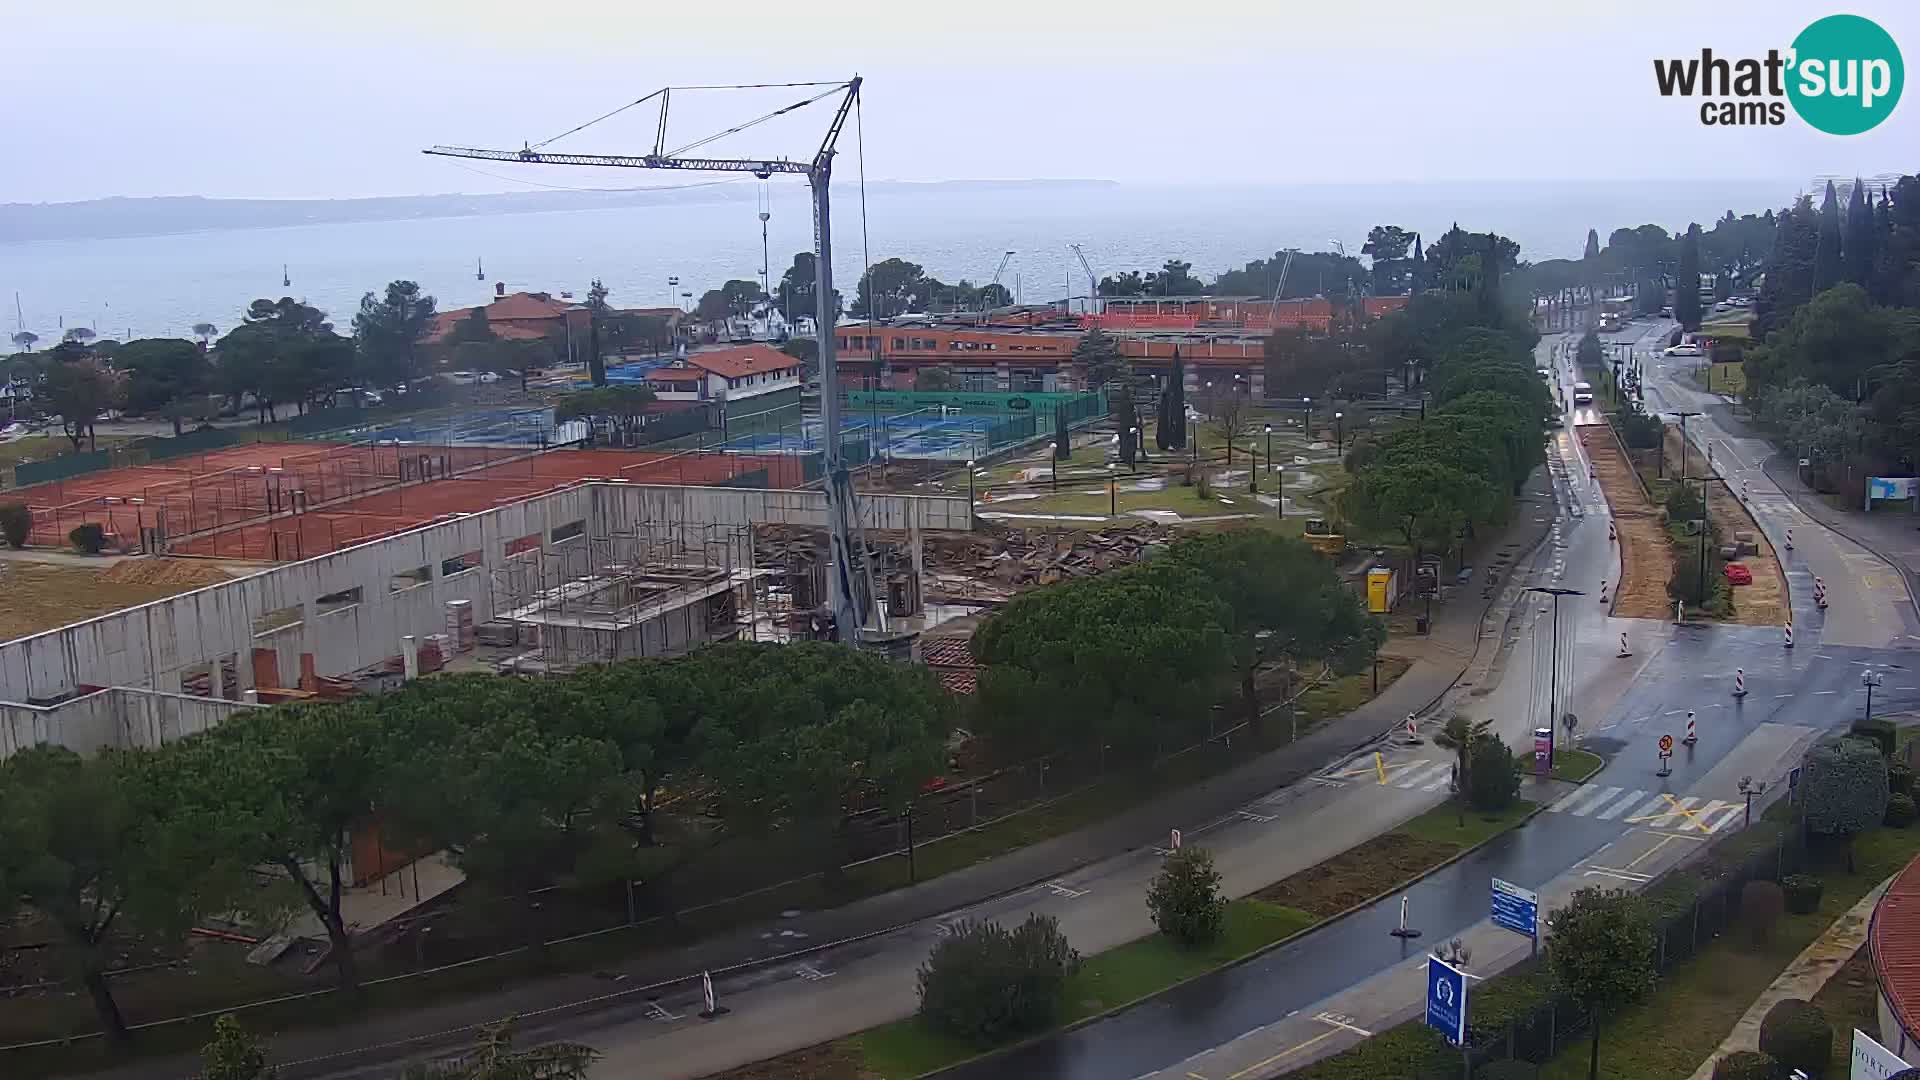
1623 793 1671 823
1330 757 1423 780
1704 702 1726 708
1306 775 1345 788
1584 865 1654 883
1225 1029 1341 1080
1596 789 1648 820
794 963 835 981
1236 808 1277 824
1314 1012 1373 1037
646 1001 681 1021
1375 752 1389 784
1626 833 1681 869
1568 785 1624 816
1397 762 1453 790
1044 881 1088 898
1703 804 1745 834
1550 784 1600 813
1813 690 1838 695
1774 693 1794 698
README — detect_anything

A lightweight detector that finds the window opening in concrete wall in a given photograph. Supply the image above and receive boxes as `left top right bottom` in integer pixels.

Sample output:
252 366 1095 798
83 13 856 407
505 532 542 557
550 519 585 545
315 586 364 614
441 550 483 578
389 565 432 593
251 604 304 637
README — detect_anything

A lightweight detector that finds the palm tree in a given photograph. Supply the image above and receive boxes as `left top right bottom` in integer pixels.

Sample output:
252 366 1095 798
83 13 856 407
193 322 218 346
9 331 37 353
1434 714 1492 824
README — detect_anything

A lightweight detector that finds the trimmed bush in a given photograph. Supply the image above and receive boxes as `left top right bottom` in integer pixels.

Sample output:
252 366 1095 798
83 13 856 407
1473 1061 1536 1080
1147 847 1226 946
1892 761 1916 796
0 501 30 548
1782 874 1824 915
916 913 1080 1044
1467 733 1522 812
1889 793 1917 828
1711 1050 1779 1080
1739 880 1785 945
67 522 106 554
1852 717 1897 759
1757 997 1831 1079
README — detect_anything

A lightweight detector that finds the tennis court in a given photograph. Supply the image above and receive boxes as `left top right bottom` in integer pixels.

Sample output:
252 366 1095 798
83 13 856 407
716 411 1001 462
170 447 816 561
303 405 578 448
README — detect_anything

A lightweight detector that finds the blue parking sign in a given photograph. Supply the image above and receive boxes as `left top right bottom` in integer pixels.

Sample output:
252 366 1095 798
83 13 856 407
1426 956 1468 1046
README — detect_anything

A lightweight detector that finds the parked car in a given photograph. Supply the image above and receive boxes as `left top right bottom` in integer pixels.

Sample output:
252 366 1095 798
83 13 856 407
1723 562 1754 586
1665 343 1703 357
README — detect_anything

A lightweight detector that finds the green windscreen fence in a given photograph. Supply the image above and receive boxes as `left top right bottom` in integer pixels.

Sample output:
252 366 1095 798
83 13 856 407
843 388 1107 417
13 450 113 489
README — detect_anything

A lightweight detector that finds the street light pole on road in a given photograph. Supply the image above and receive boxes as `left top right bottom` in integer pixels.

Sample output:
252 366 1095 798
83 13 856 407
1526 586 1585 766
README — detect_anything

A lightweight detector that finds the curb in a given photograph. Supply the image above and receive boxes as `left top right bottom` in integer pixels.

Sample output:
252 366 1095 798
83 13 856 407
1760 452 1920 624
918 798 1550 1079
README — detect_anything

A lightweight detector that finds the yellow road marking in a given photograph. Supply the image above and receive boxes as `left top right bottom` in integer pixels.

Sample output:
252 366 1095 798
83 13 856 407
1327 755 1424 781
1189 1073 1209 1079
1226 1029 1341 1080
1625 832 1679 870
1375 752 1389 784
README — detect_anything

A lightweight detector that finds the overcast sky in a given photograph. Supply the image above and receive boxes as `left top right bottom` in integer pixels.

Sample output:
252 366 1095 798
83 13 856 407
3 0 1914 203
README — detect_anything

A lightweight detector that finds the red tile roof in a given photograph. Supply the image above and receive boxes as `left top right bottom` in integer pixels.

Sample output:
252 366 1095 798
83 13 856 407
486 292 573 320
682 344 797 381
1874 852 1920 1048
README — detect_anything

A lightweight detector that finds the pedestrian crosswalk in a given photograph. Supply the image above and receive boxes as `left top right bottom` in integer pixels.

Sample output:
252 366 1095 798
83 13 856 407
1544 786 1744 833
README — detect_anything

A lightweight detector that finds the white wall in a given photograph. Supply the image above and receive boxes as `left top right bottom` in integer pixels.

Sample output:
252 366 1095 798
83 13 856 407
0 482 971 711
0 687 259 762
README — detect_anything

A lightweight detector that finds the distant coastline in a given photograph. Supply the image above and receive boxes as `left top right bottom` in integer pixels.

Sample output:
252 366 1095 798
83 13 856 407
0 179 1118 245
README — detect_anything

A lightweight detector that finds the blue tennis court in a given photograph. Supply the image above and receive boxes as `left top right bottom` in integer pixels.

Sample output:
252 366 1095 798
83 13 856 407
316 406 574 448
714 412 997 461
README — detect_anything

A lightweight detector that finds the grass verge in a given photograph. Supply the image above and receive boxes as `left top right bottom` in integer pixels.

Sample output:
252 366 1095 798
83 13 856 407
1550 749 1604 783
1255 799 1535 917
856 900 1317 1079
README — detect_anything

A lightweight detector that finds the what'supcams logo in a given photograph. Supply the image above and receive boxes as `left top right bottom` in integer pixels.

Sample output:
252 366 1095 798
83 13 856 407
1654 14 1903 134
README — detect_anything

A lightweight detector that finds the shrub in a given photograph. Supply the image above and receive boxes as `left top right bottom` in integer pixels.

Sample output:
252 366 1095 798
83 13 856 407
1853 717 1897 759
1782 874 1824 915
1888 793 1916 828
1804 737 1890 862
1147 847 1226 946
67 522 106 554
1893 761 1916 799
1711 1050 1780 1080
1473 1062 1536 1080
1467 733 1521 812
916 913 1080 1044
1758 997 1832 1078
0 501 30 548
1664 483 1704 522
1739 880 1785 945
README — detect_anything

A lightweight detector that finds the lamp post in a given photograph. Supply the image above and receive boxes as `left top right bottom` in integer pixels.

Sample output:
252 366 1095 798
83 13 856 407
1051 441 1060 492
1109 466 1118 516
1672 409 1701 482
1128 427 1139 474
965 458 975 510
1300 396 1312 435
1737 775 1766 829
1525 586 1586 767
1335 411 1346 456
1865 669 1884 721
1249 443 1259 493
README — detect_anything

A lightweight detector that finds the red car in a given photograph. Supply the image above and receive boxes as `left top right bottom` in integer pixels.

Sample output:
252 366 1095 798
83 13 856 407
1723 562 1754 586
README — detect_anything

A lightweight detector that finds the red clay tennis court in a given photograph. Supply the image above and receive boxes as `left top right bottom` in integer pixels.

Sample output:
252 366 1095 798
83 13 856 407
170 447 812 561
23 442 546 550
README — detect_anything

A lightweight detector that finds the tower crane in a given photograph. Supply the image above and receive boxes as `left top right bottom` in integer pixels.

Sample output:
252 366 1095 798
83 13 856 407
424 78 880 646
1070 244 1099 316
984 250 1015 322
1269 248 1298 308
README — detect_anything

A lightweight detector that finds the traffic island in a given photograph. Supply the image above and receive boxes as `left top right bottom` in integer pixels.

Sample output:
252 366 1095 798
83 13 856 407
1580 426 1675 619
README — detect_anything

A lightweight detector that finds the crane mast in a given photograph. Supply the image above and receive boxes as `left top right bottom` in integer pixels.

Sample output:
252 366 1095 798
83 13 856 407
424 77 878 646
1070 244 1099 316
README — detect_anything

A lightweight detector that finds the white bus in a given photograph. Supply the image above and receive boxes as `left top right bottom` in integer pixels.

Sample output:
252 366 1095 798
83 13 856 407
1572 381 1594 405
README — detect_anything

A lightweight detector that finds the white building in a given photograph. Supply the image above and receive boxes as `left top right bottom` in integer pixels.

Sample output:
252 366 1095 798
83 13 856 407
644 344 802 404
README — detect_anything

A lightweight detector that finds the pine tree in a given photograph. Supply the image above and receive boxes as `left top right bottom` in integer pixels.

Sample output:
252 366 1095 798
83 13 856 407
1844 179 1877 287
1409 234 1427 294
1755 196 1820 339
1674 223 1703 331
1583 229 1601 260
1157 349 1187 450
1813 180 1844 292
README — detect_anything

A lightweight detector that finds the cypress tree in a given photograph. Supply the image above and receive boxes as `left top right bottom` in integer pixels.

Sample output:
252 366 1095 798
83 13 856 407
1160 349 1187 450
1845 179 1877 287
1409 234 1426 294
1583 229 1601 260
1054 406 1070 461
1813 180 1843 292
1674 223 1703 331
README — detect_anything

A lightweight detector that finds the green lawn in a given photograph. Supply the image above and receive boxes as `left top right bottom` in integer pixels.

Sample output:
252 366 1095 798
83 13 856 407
1396 798 1537 848
1550 749 1605 783
856 900 1317 1079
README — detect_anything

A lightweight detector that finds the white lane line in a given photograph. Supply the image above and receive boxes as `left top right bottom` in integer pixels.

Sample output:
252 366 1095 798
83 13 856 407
1813 690 1838 695
1703 804 1746 834
1397 762 1453 790
1550 785 1595 812
1585 866 1654 883
1625 793 1671 823
1315 1012 1374 1037
1597 789 1649 820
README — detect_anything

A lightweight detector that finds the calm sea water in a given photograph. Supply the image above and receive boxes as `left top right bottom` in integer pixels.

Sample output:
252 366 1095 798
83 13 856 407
0 179 1792 343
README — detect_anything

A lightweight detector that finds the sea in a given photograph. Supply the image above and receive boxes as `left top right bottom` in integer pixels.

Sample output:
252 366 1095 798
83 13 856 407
0 178 1796 344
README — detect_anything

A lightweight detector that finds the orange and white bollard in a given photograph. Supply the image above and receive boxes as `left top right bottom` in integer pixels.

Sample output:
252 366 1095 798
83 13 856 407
1815 578 1828 609
1683 710 1697 746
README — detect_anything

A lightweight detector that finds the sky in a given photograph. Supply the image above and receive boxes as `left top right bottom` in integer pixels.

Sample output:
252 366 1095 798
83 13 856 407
3 0 1916 202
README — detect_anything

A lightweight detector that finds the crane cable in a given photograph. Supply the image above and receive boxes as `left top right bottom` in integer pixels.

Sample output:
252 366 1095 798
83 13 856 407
667 83 851 160
856 86 873 324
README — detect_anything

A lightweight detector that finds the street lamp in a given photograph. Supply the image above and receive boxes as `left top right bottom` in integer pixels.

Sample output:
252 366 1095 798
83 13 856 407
1525 586 1587 767
1249 443 1259 493
1128 426 1140 473
1671 409 1701 482
965 458 975 509
1051 441 1060 492
1865 669 1885 720
1334 411 1346 456
1108 465 1118 516
1737 775 1766 829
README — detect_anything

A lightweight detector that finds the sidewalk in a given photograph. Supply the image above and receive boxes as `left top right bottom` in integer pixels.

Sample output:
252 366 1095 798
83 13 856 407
1762 452 1920 622
77 474 1561 1080
1686 876 1893 1079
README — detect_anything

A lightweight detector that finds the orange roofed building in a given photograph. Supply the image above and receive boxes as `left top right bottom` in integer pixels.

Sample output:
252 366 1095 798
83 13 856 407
427 288 591 348
644 344 803 404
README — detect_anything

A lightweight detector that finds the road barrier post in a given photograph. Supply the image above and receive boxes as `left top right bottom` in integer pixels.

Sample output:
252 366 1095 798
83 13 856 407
1683 710 1697 746
1618 632 1632 658
1784 622 1794 649
1733 668 1748 697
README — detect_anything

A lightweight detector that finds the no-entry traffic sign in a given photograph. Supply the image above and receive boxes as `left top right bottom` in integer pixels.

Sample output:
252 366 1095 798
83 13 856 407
1658 734 1674 755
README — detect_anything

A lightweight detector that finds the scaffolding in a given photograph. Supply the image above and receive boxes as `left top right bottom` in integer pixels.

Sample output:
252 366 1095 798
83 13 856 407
482 521 765 673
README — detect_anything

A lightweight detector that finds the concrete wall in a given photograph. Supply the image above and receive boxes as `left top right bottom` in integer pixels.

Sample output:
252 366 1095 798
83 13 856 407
0 483 971 710
0 687 260 762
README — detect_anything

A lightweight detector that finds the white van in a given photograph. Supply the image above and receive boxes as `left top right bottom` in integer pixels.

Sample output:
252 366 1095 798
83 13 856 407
1572 381 1594 405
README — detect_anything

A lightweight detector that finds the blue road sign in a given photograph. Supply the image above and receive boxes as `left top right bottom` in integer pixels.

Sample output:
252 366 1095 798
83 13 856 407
1491 877 1539 939
1426 956 1468 1046
1789 767 1803 791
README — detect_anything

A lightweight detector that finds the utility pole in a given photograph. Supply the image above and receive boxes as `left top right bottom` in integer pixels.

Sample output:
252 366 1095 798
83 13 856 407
1672 409 1701 482
1526 586 1585 766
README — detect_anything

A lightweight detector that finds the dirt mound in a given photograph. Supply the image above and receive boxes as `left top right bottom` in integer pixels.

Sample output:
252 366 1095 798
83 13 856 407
97 559 236 590
1582 427 1675 620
